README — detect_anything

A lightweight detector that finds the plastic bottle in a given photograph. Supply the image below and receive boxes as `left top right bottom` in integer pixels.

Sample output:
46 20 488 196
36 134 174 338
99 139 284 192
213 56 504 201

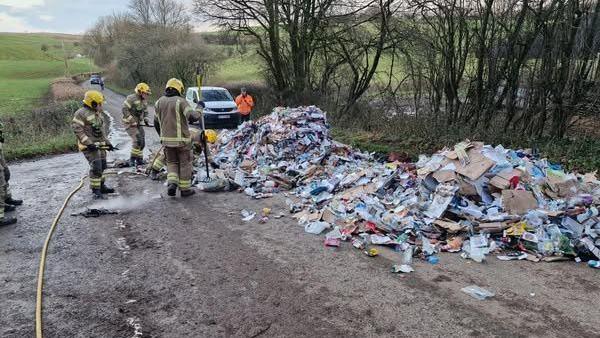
588 260 600 269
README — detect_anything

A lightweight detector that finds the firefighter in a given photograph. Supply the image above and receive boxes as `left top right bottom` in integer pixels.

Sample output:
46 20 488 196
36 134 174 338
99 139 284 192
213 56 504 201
0 122 18 226
146 128 217 180
153 78 201 197
123 82 151 166
72 90 115 199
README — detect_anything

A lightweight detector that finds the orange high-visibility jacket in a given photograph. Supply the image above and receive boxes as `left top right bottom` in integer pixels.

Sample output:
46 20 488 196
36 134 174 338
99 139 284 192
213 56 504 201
235 94 254 115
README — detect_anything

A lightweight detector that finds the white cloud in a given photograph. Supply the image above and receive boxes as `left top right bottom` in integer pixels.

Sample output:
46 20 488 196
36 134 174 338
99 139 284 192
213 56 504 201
0 0 45 9
0 12 35 32
39 14 53 22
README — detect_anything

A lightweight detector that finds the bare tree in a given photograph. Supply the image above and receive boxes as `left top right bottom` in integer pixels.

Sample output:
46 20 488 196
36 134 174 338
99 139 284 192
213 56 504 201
193 0 384 105
129 0 153 25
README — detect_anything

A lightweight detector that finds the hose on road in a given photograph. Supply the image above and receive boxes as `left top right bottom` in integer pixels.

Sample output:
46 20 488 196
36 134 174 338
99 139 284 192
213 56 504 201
35 175 87 338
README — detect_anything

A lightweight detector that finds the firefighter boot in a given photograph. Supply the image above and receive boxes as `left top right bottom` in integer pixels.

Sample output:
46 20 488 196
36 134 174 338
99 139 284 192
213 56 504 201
101 184 115 194
0 216 17 226
149 170 159 180
5 197 23 206
4 204 16 212
180 189 196 197
130 157 137 167
167 183 177 197
92 188 104 199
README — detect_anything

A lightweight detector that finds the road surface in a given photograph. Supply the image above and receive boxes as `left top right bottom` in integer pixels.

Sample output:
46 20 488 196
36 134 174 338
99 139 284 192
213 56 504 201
1 84 600 337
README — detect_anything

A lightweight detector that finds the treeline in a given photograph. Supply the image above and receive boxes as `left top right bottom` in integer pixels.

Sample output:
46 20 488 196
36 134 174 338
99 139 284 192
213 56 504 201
83 0 216 93
196 0 600 140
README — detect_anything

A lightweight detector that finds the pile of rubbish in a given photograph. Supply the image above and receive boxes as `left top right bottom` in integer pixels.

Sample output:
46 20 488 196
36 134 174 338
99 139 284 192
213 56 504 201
207 106 600 271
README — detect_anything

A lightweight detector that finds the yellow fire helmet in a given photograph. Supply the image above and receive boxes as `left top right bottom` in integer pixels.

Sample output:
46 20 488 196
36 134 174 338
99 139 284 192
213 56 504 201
135 82 151 95
82 90 104 108
204 129 217 144
165 78 184 95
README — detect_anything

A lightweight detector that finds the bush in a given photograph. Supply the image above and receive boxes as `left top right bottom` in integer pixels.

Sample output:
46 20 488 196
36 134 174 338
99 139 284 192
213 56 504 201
2 101 79 160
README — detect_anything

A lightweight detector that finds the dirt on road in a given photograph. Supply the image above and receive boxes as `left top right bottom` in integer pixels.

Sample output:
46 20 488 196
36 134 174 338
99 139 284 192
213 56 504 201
1 84 600 338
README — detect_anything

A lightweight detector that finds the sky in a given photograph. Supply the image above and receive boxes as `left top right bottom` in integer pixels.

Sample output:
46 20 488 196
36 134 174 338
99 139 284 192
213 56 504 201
0 0 207 34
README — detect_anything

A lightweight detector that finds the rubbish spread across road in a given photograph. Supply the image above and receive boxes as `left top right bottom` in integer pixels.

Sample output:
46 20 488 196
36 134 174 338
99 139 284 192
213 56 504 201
205 106 600 270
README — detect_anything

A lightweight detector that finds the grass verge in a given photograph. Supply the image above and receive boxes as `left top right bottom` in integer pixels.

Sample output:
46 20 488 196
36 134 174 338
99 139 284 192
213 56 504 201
3 100 79 161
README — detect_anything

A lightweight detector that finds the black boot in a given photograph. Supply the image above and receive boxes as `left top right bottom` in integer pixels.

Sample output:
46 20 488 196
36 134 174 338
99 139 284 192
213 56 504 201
136 157 146 166
0 216 17 226
4 204 16 212
101 184 115 194
167 183 177 196
92 188 105 199
180 189 196 197
130 157 137 167
5 197 23 206
149 170 159 180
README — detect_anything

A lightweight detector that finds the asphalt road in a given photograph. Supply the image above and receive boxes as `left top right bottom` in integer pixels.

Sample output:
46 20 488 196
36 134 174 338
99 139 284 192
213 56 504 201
1 84 600 337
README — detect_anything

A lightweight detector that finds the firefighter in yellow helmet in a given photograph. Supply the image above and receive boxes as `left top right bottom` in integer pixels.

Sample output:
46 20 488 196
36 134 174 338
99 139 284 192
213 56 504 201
146 128 217 180
153 78 202 197
123 82 151 166
72 90 115 199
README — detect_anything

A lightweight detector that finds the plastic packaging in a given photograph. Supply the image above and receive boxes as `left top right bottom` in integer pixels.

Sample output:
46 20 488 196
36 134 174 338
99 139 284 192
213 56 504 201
461 285 495 300
588 260 600 269
304 221 331 234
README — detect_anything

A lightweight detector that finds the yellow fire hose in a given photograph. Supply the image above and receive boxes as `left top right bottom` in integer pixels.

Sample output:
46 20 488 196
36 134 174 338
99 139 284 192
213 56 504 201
35 175 87 338
35 159 156 337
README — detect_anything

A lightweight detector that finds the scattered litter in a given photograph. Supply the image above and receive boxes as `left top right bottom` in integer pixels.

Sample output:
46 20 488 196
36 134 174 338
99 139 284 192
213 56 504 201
461 285 495 300
588 260 600 269
391 264 414 273
304 221 330 234
324 237 341 247
71 208 118 218
427 255 440 264
241 209 256 221
207 107 600 271
497 252 528 261
364 248 379 257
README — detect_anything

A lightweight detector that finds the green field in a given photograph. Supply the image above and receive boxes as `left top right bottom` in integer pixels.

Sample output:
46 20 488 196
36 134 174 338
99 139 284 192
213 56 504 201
0 33 97 117
0 33 100 160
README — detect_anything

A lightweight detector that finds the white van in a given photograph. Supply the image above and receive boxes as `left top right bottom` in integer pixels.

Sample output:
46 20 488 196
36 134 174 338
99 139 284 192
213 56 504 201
185 86 240 129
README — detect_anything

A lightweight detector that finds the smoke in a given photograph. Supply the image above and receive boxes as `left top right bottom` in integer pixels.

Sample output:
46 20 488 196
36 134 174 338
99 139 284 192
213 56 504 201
88 193 160 212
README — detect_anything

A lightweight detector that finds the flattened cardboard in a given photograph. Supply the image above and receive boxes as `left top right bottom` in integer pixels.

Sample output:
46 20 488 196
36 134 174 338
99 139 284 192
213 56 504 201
433 219 466 233
433 170 457 183
502 190 538 215
456 157 495 181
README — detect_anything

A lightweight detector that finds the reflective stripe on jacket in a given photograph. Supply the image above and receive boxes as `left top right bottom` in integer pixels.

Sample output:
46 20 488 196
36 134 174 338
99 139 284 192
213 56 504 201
122 94 148 128
72 105 107 151
154 96 201 147
235 94 254 115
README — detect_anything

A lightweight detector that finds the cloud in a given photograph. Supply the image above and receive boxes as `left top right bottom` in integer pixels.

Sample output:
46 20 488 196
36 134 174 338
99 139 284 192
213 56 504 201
0 12 35 32
39 14 53 22
1 0 45 9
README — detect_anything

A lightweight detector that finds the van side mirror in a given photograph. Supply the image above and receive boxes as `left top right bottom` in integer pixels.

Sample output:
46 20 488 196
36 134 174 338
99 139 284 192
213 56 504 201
198 101 206 108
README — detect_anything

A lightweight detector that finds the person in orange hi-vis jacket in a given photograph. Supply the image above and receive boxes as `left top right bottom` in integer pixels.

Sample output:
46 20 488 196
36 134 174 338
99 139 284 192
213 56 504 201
235 87 254 122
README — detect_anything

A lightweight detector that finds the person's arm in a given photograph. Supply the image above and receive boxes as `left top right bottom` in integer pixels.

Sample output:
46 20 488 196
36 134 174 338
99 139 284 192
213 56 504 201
247 96 255 108
71 111 92 146
181 98 201 123
122 97 137 126
154 100 161 135
143 101 150 125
